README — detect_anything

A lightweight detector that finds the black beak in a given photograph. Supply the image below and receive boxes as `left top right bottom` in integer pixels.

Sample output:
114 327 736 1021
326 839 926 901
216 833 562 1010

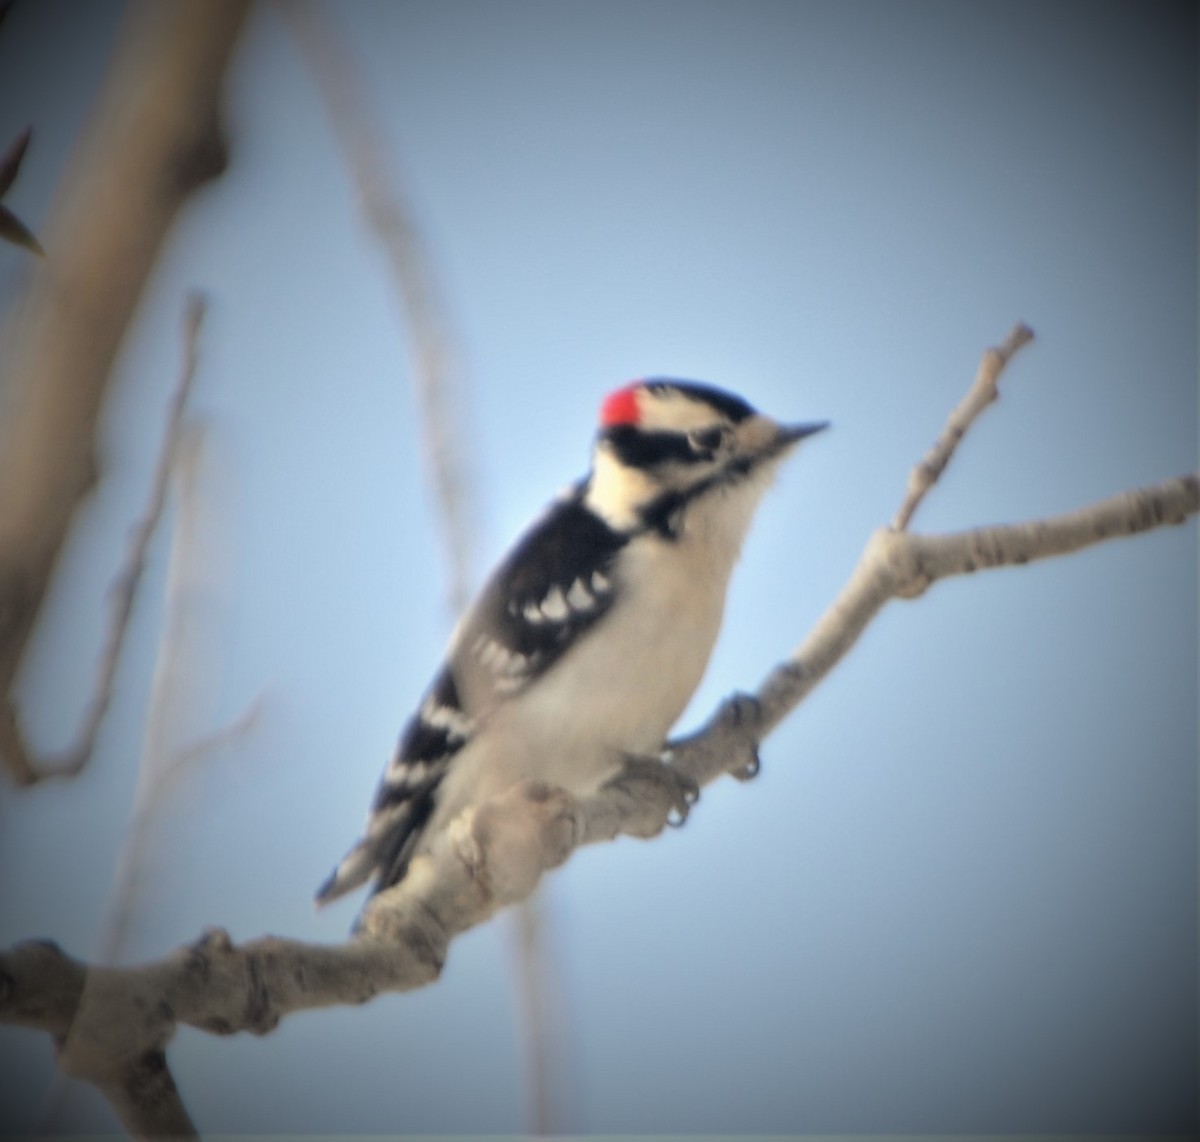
777 420 830 446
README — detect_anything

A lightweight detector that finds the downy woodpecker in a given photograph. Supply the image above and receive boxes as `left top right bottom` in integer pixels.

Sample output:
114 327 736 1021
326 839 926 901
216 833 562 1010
317 379 826 904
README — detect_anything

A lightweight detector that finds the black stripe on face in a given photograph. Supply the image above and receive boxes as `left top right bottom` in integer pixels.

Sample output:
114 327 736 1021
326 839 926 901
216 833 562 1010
601 424 696 469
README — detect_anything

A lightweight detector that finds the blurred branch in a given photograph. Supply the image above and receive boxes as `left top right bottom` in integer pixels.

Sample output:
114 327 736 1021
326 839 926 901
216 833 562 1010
673 470 1199 787
281 10 566 1132
172 698 263 772
29 295 208 785
283 0 477 615
95 427 262 968
3 324 1196 1134
0 0 251 786
37 420 262 1133
510 895 570 1136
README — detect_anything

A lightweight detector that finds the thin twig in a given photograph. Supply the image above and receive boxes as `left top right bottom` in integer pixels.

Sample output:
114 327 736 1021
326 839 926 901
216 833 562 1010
3 329 1198 1138
1 286 208 785
510 896 569 1136
95 423 261 966
893 322 1035 531
39 420 260 1133
96 422 214 966
42 294 208 782
283 9 563 1136
283 0 477 615
172 696 264 773
0 0 250 787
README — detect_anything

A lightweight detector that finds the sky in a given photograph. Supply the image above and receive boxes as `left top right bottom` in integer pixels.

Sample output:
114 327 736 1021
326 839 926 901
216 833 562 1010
0 0 1196 1135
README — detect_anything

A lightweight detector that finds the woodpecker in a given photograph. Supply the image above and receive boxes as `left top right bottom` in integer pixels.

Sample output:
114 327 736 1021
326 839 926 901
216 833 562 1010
317 379 827 905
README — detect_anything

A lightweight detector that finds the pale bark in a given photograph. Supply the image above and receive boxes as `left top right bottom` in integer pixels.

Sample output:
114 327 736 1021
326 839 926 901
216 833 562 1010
2 326 1196 1139
0 0 251 785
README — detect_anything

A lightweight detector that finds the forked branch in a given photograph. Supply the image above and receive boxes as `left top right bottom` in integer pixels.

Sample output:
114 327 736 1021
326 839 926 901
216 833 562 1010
2 325 1196 1139
0 0 251 785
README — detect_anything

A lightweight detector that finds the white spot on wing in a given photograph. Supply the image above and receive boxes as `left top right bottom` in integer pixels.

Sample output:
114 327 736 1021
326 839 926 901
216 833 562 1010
387 758 430 787
540 584 569 621
591 569 610 595
566 577 594 612
475 635 534 679
522 599 547 624
419 695 470 738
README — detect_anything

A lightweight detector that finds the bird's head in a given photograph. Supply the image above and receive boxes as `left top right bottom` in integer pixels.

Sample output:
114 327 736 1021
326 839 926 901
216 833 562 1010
586 378 827 533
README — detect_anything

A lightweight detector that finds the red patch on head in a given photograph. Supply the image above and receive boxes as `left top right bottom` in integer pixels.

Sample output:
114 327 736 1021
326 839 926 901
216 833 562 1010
599 384 641 426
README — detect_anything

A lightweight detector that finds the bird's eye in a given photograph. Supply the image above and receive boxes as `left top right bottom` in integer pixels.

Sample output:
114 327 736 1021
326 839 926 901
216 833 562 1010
688 426 727 455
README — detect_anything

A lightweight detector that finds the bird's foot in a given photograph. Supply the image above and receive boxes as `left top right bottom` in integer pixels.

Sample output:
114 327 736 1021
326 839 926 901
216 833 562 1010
604 751 700 835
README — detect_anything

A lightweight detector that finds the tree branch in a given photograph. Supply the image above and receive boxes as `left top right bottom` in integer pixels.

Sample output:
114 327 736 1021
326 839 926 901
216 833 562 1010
282 11 567 1133
25 294 208 786
893 322 1036 530
94 425 262 970
1 325 1196 1134
0 0 251 786
675 470 1200 779
283 0 478 615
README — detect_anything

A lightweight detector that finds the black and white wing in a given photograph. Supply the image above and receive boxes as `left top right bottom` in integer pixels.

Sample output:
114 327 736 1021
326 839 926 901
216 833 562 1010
315 664 470 903
316 487 628 904
456 487 628 706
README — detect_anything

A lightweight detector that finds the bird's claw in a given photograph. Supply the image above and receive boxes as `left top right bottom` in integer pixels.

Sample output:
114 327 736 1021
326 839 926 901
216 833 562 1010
722 692 763 781
607 752 700 831
730 748 761 782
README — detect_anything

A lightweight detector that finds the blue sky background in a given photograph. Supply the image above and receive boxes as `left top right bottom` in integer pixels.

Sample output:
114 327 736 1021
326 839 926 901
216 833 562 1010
0 0 1196 1134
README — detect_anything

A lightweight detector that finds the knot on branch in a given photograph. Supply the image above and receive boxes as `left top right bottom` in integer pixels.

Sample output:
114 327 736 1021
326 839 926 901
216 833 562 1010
869 528 931 599
170 927 279 1036
356 888 450 968
56 967 176 1085
360 781 582 942
466 781 582 906
1127 474 1200 530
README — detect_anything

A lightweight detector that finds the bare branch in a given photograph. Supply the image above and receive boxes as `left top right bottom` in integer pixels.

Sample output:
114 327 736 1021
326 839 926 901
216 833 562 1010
893 322 1035 530
38 397 261 1134
0 0 251 785
27 295 209 784
281 12 571 1133
6 942 200 1139
283 0 477 615
2 325 1195 1133
509 895 570 1136
171 697 263 774
93 424 256 970
671 471 1200 786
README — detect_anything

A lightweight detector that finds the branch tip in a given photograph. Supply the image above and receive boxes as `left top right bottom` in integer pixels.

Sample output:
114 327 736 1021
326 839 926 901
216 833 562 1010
4 321 1196 1137
892 321 1035 530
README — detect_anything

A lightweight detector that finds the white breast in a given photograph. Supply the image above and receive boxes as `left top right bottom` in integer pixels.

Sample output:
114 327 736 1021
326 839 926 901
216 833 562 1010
426 465 781 840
